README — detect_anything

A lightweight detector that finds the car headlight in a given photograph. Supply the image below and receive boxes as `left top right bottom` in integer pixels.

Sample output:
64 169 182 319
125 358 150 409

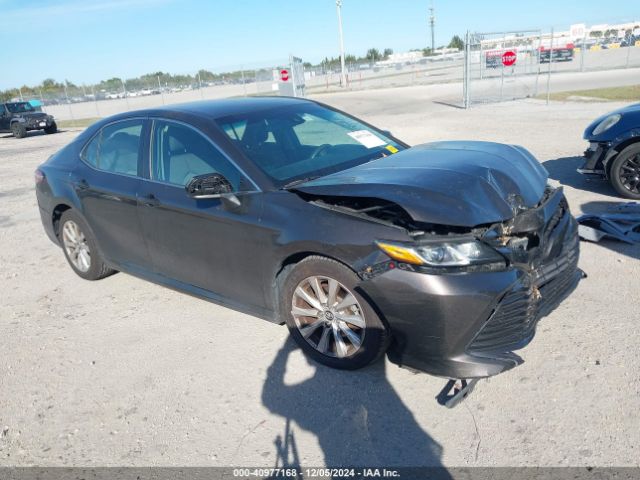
376 240 505 267
592 114 621 135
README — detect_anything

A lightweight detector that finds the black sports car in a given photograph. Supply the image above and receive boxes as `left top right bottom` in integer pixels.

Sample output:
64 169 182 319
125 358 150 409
35 97 581 380
580 102 640 199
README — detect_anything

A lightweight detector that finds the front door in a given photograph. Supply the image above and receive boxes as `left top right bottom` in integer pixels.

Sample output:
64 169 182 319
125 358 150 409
137 119 267 310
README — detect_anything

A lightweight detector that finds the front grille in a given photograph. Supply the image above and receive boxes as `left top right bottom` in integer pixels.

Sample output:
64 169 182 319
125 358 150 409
468 233 579 354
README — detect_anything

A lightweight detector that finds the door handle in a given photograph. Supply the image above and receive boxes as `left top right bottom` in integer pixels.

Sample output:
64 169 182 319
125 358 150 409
141 194 160 207
76 179 89 190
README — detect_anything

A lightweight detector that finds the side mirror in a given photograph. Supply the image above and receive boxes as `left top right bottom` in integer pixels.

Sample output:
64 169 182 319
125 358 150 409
381 129 393 138
185 173 233 198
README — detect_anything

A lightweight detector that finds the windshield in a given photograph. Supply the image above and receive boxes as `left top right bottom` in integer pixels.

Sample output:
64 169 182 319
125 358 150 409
215 103 405 187
6 102 35 113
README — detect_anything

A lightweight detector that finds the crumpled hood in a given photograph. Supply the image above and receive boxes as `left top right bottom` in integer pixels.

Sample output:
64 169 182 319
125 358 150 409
296 141 549 227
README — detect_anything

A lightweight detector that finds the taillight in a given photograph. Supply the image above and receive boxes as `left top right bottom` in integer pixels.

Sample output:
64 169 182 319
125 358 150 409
34 169 45 185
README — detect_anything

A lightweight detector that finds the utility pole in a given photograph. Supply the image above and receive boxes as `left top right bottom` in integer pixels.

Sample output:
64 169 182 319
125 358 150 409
121 78 130 110
336 0 347 88
429 1 435 54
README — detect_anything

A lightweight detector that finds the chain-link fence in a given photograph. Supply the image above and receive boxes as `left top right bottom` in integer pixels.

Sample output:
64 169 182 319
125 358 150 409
5 19 640 121
462 23 640 107
17 55 467 122
463 30 543 107
304 54 464 93
9 58 306 122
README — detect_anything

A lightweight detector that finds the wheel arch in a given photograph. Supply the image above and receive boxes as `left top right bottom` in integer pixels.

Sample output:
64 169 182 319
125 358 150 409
273 251 391 333
271 251 353 321
52 203 74 240
276 251 357 278
605 133 640 177
52 203 99 249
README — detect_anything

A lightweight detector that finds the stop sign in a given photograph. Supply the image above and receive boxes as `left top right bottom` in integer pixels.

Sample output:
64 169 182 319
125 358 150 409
502 50 517 66
280 69 289 82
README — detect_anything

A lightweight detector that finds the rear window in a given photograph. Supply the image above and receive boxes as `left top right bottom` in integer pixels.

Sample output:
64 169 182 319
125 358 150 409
81 120 143 176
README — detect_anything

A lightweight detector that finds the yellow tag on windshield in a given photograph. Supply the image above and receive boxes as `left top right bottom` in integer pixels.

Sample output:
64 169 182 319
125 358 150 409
385 145 399 154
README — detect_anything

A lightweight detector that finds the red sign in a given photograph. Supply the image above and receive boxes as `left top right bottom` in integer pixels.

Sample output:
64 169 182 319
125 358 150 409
280 69 289 82
502 50 517 66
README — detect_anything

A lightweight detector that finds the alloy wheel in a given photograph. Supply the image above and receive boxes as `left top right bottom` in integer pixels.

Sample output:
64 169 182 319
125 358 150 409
619 153 640 194
62 220 91 272
291 275 366 358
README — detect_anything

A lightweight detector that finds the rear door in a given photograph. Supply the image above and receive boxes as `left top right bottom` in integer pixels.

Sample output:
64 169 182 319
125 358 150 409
137 118 268 310
72 118 152 270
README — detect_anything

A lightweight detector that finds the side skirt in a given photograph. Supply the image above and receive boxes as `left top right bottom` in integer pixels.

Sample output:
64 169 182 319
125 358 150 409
105 260 280 324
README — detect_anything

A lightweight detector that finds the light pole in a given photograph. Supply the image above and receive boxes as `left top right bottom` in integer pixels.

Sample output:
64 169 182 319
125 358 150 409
429 1 435 54
336 0 347 88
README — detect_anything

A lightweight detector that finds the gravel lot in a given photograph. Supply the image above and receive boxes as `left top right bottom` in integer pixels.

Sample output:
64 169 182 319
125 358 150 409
1 88 639 468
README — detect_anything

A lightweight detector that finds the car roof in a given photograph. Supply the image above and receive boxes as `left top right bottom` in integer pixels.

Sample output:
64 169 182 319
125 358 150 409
140 96 315 120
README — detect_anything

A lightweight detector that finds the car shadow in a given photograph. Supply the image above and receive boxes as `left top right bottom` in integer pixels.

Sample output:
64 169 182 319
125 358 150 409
261 338 451 473
542 156 615 196
578 200 640 261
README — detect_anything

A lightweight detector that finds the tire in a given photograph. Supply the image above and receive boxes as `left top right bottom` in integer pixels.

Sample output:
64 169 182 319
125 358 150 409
59 210 116 280
44 121 57 134
11 123 26 139
609 143 640 199
279 256 389 370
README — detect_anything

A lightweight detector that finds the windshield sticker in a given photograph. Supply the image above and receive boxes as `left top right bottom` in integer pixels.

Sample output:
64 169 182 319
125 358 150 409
385 145 399 154
347 130 387 149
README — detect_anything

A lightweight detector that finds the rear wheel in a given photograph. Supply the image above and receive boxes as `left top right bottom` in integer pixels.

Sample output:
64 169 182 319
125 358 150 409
59 210 116 280
11 123 26 139
280 256 389 370
44 121 57 134
610 143 640 199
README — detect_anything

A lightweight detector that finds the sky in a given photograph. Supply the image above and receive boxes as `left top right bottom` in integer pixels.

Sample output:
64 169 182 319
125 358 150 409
1 0 639 89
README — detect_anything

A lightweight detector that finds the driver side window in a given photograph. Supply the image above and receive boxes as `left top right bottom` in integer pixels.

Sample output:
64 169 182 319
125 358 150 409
151 119 248 191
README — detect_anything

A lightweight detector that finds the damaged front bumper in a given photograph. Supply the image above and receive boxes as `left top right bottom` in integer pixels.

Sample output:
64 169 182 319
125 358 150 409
359 189 581 379
578 141 609 176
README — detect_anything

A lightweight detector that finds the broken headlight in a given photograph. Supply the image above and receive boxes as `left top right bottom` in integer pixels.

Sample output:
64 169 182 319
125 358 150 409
377 240 506 268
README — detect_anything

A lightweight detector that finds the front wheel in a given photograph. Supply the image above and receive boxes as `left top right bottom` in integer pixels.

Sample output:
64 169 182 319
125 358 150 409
59 210 116 280
280 256 389 370
11 123 26 139
609 143 640 199
44 121 57 134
